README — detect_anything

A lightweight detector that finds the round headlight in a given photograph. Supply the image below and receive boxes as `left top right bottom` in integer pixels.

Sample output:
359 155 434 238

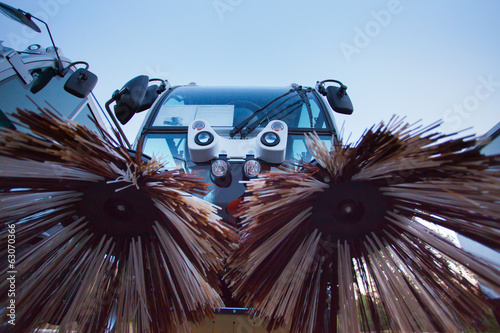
195 131 214 146
243 159 261 178
260 132 280 147
211 159 229 178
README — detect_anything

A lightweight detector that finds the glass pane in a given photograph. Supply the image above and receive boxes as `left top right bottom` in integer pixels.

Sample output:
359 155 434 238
297 97 325 129
152 86 328 130
286 134 333 162
143 134 188 170
73 104 100 133
481 135 500 156
0 73 84 133
153 105 235 127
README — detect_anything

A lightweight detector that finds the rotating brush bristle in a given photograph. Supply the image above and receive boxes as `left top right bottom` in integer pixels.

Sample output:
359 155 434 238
0 108 235 332
226 117 500 333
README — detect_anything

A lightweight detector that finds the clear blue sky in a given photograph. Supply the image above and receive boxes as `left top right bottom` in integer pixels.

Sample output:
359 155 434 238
2 0 499 142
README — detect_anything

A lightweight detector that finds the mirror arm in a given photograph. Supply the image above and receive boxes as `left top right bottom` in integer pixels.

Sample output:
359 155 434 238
62 61 90 76
148 78 169 94
105 90 132 149
23 11 64 76
316 79 346 96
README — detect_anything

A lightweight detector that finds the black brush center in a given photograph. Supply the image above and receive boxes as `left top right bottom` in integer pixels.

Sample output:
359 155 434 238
75 180 160 238
103 197 135 220
311 181 388 238
336 199 364 221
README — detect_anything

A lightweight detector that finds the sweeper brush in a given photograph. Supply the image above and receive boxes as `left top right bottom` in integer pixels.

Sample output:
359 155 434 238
0 108 235 332
226 117 500 333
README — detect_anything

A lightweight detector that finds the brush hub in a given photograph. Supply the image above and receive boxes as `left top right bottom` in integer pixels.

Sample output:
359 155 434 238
336 199 364 221
311 181 388 237
76 180 159 237
104 197 136 220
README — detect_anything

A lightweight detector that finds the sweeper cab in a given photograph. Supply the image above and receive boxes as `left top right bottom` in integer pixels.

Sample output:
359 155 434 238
108 77 354 224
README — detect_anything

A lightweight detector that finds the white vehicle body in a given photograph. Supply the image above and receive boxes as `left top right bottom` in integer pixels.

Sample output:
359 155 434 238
0 41 107 134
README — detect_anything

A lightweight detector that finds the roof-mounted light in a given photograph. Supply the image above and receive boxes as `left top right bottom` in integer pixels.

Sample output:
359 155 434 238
192 121 205 131
270 122 285 132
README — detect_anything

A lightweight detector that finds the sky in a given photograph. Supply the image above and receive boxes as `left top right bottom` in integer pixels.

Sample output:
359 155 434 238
1 0 499 142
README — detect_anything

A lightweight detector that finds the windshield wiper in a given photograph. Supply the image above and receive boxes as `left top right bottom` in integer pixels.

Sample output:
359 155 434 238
229 90 294 139
239 85 313 138
242 100 301 137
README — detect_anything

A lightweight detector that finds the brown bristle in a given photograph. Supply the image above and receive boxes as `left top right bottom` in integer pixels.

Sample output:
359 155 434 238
0 108 236 332
226 117 500 333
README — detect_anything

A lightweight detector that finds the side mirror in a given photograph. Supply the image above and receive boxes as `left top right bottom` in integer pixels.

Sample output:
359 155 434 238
0 2 41 32
137 85 159 113
317 80 354 115
114 75 149 125
137 79 169 113
64 68 98 98
0 2 66 75
326 85 353 115
30 67 56 94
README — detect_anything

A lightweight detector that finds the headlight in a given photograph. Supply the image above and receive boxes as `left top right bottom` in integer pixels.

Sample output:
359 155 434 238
260 131 280 147
195 131 214 146
243 159 261 178
211 158 229 178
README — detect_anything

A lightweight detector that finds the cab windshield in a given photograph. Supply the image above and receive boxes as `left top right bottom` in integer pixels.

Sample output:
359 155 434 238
151 86 328 130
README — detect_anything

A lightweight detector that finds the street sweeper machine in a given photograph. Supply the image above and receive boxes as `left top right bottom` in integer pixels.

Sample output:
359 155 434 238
2 3 500 333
